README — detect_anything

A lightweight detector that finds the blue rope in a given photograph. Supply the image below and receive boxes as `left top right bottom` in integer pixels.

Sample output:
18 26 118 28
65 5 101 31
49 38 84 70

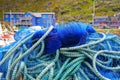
0 22 120 80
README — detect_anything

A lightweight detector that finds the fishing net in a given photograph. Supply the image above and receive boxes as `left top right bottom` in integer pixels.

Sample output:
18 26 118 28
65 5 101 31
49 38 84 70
0 22 120 80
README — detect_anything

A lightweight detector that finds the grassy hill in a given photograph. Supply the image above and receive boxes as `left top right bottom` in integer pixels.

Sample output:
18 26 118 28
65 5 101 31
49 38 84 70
0 0 120 22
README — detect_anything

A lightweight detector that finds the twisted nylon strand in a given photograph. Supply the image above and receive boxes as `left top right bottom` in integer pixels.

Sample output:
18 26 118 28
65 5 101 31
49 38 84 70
93 50 120 80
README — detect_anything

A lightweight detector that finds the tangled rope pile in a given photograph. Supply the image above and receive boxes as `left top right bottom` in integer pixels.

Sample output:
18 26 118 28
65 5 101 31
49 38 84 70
0 22 120 80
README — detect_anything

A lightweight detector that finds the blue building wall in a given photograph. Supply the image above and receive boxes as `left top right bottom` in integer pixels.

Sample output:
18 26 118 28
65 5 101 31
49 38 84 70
41 14 55 28
4 12 56 29
4 13 24 23
36 17 42 26
24 12 34 26
94 16 120 28
21 12 55 28
32 17 36 26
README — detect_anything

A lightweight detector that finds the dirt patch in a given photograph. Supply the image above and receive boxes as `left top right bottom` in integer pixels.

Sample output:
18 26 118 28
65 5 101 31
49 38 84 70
96 29 120 36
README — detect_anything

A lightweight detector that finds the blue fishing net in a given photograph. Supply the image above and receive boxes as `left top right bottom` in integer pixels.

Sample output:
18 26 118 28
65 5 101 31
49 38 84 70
0 22 120 80
56 22 95 47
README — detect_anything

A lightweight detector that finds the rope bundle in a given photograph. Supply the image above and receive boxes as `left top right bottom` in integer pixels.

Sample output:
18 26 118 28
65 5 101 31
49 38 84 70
0 22 120 80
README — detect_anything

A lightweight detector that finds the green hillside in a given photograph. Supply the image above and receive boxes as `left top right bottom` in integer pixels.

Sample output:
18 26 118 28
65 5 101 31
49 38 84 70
0 0 120 22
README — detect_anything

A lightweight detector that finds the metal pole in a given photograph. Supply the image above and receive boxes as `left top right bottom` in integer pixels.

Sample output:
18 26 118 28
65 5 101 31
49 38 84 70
3 10 4 21
93 0 95 26
0 21 3 35
10 10 12 26
2 10 4 35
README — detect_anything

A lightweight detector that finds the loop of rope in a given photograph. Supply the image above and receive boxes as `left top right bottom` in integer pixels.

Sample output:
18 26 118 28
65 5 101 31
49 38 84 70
0 26 120 80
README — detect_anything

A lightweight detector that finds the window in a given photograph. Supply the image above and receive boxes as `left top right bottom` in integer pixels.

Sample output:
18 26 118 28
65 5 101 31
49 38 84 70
16 15 19 18
43 20 46 23
43 15 46 18
48 20 51 23
11 15 14 18
37 19 40 23
5 15 8 18
11 20 14 23
48 15 51 18
28 15 32 18
28 16 32 19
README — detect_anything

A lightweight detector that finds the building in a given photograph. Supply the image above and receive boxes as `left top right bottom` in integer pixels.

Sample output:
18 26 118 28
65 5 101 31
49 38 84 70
107 16 120 28
94 16 120 28
94 16 108 28
4 12 24 25
3 12 56 29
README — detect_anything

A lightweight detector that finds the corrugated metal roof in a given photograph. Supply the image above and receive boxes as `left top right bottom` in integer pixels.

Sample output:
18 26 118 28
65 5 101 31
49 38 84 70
4 12 24 14
4 12 55 17
29 12 55 17
94 16 108 18
29 12 42 17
